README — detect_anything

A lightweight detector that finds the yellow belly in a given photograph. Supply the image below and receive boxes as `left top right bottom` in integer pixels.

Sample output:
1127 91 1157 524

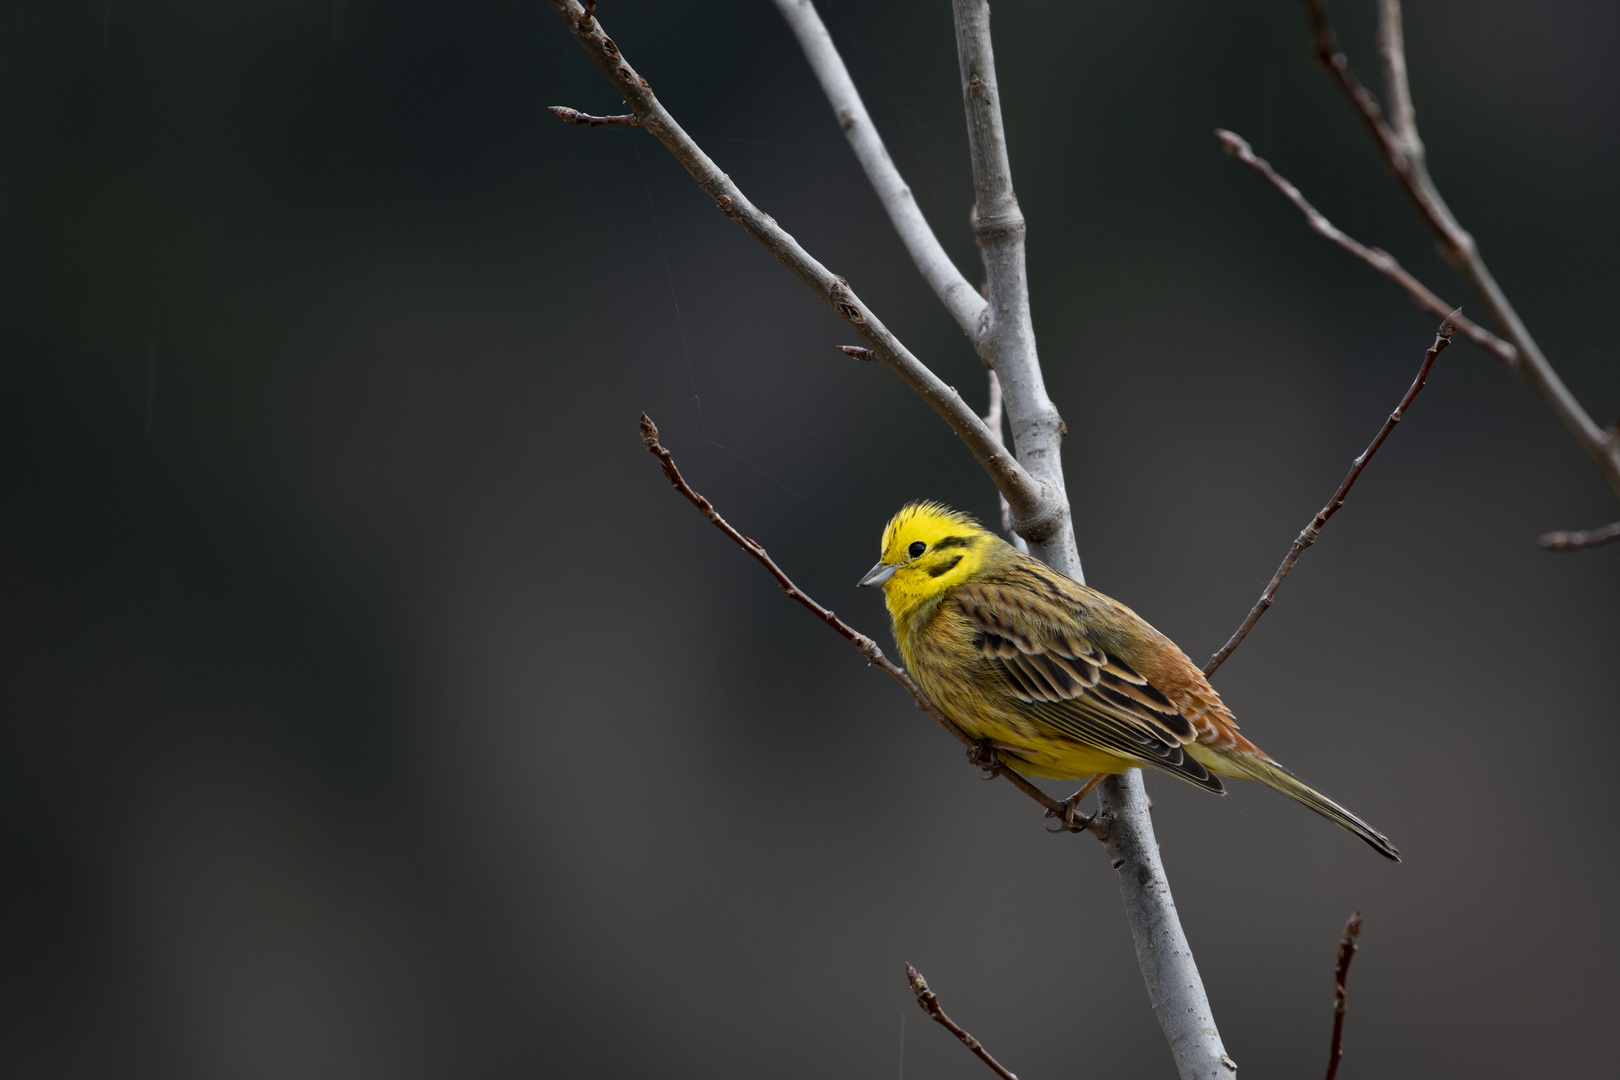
993 739 1139 781
955 713 1141 781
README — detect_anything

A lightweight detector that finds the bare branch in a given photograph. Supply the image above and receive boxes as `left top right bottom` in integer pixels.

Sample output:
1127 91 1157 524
952 0 1080 580
1375 0 1416 150
983 370 1028 554
547 0 1063 542
1301 0 1620 503
1215 129 1510 363
1325 910 1363 1080
1095 770 1235 1080
772 0 987 341
905 964 1020 1080
548 105 639 127
1540 520 1620 552
1205 316 1456 677
639 414 1104 839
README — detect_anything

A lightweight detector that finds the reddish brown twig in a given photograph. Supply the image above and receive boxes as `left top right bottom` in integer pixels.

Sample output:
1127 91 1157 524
640 414 1104 837
548 105 640 127
1297 0 1620 506
577 0 597 30
1215 129 1511 364
1540 520 1620 552
1325 910 1363 1080
905 964 1020 1080
1206 316 1456 676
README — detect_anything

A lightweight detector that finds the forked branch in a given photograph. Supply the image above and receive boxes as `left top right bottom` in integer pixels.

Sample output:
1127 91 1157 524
772 0 986 341
1205 316 1456 677
547 0 1064 545
1299 0 1620 504
906 964 1020 1080
639 414 1104 839
1215 129 1508 362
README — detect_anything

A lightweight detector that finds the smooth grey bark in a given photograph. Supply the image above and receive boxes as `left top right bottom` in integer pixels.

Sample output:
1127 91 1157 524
772 0 987 341
950 0 1081 578
1096 771 1235 1080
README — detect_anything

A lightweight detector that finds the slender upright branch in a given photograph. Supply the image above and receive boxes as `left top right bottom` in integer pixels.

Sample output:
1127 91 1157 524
1324 910 1363 1080
905 964 1020 1080
1205 317 1456 677
639 414 1104 839
1215 129 1509 362
1375 0 1416 152
1301 0 1620 503
984 370 1028 553
773 0 987 341
951 0 1080 580
1540 520 1620 552
547 0 1065 543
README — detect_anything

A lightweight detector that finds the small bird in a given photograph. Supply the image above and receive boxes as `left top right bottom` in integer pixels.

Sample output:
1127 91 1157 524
859 501 1399 861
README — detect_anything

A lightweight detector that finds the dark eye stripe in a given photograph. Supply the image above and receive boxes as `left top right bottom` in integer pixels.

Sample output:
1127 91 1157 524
926 555 964 578
933 535 976 550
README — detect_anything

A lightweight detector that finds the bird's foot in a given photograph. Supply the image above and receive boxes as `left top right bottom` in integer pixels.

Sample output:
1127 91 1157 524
967 739 1003 779
1045 773 1106 833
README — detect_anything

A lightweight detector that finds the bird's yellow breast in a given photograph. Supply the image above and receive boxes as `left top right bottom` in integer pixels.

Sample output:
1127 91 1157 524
898 586 1139 781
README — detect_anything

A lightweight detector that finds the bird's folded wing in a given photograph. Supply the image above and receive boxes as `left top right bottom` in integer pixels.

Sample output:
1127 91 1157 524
954 580 1225 792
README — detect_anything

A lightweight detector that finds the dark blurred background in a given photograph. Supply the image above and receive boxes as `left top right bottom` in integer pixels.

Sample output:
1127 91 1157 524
1 1 1616 1076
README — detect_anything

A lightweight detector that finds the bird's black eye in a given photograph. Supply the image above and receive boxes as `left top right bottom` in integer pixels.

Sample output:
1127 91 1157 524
908 541 927 558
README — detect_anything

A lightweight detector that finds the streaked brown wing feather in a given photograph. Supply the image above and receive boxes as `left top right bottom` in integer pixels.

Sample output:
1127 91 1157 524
954 564 1247 793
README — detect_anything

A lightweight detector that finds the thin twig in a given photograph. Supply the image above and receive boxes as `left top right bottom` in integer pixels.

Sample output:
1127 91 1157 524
773 0 986 342
548 105 639 127
1205 316 1456 677
983 370 1028 553
1540 520 1620 552
547 0 1063 545
1300 0 1620 503
1324 910 1363 1080
905 964 1019 1080
1215 129 1510 363
639 414 1104 838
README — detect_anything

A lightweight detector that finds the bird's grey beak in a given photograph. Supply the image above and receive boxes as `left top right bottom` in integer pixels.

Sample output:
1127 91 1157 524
858 561 897 588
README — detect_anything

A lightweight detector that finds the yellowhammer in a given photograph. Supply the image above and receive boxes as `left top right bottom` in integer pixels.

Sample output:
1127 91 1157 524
859 501 1398 861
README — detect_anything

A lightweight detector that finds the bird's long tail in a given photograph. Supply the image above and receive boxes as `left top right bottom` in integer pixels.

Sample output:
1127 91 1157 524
1224 755 1401 862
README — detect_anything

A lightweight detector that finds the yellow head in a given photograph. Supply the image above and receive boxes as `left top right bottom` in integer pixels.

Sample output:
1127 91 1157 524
858 501 1005 618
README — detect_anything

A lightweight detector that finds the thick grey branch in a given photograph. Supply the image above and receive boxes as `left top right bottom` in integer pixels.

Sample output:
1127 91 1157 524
951 4 1229 1077
546 0 1063 539
951 0 1080 578
1095 772 1236 1080
1216 129 1510 362
773 0 987 341
1302 0 1620 503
